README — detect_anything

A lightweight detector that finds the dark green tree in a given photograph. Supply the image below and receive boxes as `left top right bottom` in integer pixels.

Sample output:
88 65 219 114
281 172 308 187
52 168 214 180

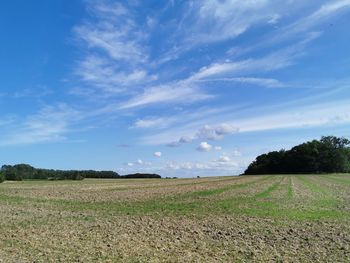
0 171 4 183
244 136 350 175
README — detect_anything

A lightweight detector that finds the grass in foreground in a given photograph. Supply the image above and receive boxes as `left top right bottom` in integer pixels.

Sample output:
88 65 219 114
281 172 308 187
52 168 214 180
0 174 350 262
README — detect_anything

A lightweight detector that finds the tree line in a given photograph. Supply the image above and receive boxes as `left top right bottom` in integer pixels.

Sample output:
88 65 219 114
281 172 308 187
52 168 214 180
244 136 350 175
0 164 161 182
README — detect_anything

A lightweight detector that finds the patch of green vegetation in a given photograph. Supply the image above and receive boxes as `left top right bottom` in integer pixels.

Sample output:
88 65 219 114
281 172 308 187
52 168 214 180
216 196 348 220
0 175 349 222
294 175 341 213
254 177 282 199
287 176 293 199
189 176 272 198
321 175 350 185
295 175 328 194
189 187 229 197
311 198 339 209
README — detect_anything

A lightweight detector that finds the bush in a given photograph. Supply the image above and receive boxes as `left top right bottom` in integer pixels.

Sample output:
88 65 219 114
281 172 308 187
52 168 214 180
0 164 119 181
1 165 23 181
244 136 350 175
0 172 4 183
122 173 161 179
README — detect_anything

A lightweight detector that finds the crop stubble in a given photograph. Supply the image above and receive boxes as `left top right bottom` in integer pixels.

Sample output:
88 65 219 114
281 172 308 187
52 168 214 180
0 174 349 262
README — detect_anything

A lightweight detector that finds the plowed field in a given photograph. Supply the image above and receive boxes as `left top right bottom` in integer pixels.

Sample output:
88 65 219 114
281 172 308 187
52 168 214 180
1 174 349 262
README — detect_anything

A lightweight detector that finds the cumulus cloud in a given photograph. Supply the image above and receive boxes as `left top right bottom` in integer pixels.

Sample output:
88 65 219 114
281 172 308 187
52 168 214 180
217 155 231 163
179 136 192 143
132 118 165 129
131 116 182 130
164 158 240 175
215 146 222 151
167 135 194 147
197 142 212 152
166 141 181 147
233 150 242 157
153 151 162 157
167 123 238 148
126 159 152 167
197 124 239 141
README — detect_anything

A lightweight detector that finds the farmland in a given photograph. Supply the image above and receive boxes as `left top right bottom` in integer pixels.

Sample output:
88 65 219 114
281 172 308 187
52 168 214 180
0 174 350 262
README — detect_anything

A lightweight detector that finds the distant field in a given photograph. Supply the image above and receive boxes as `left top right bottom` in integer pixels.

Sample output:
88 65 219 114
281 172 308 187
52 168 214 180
0 174 350 262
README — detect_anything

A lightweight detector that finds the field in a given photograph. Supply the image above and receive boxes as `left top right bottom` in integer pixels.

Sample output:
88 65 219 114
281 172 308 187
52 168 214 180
0 174 350 262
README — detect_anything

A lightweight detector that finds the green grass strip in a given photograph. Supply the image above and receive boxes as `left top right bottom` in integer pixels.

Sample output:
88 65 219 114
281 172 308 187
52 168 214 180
320 175 350 185
254 176 283 199
295 175 328 195
287 176 293 199
188 175 273 197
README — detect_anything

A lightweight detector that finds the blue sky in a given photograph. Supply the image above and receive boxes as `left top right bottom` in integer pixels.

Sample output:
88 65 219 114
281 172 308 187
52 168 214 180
1 0 350 177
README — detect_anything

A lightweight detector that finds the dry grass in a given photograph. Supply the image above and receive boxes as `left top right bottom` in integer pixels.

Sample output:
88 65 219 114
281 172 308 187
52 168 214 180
0 174 349 262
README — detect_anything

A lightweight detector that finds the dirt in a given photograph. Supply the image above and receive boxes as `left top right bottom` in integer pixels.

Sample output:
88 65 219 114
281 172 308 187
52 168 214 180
0 175 349 262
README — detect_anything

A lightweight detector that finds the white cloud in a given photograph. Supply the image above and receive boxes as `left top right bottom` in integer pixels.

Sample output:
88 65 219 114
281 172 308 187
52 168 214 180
292 0 350 34
132 118 168 129
91 2 128 17
166 141 181 148
196 77 286 88
75 55 154 94
197 142 212 152
165 123 238 148
197 124 239 141
164 158 240 175
75 3 147 64
256 0 350 50
0 104 82 146
217 155 231 163
139 96 350 146
233 150 242 157
119 83 212 109
215 146 222 151
185 0 282 44
268 14 281 24
137 159 143 164
146 16 156 28
179 136 192 143
153 151 162 157
132 108 230 132
73 1 155 96
130 115 192 130
0 116 16 127
189 39 316 81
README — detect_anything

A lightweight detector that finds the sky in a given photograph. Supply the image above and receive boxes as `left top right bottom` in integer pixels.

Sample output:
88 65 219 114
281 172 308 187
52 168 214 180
0 0 350 177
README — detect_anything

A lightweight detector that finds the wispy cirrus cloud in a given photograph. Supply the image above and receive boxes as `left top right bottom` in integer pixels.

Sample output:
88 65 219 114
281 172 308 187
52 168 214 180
75 2 148 63
1 0 348 178
119 82 212 109
70 0 338 114
73 1 154 95
75 55 156 94
194 77 286 88
0 104 82 146
281 0 350 39
141 99 350 146
189 32 321 82
242 0 350 55
184 0 281 44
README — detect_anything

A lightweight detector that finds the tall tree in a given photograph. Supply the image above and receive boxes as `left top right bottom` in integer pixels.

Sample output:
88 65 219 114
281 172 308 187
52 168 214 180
244 136 350 175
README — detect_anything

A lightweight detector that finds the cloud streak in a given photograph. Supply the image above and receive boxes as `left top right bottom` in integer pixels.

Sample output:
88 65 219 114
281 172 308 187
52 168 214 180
0 104 82 146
